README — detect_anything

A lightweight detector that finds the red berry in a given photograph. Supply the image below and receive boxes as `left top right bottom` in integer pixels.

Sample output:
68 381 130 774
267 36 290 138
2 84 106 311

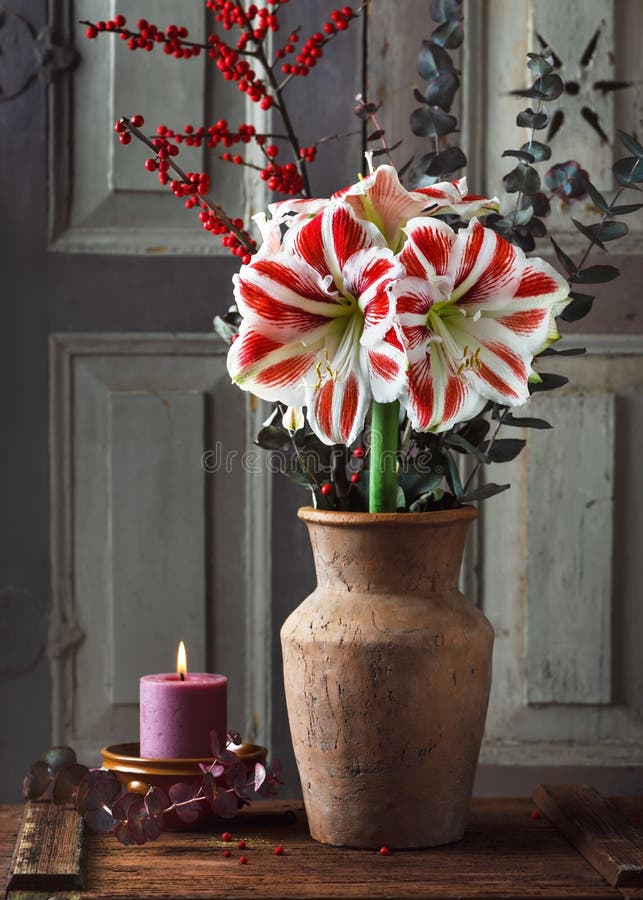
221 831 232 841
351 472 360 484
530 809 541 820
114 14 126 27
237 839 246 849
353 447 365 458
342 5 354 15
239 855 248 865
130 114 144 127
379 846 390 855
266 144 278 158
119 132 132 144
223 849 232 858
321 483 333 496
145 158 158 171
85 25 98 38
274 845 285 855
114 120 125 133
323 22 335 34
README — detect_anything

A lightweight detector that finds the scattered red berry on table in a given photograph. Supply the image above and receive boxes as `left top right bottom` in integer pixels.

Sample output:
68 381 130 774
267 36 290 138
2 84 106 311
239 855 248 865
221 831 232 841
379 846 390 855
274 844 285 855
530 809 541 820
237 839 246 849
223 849 232 858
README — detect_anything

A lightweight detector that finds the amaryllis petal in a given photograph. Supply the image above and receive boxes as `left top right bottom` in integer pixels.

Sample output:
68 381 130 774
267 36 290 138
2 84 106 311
400 218 456 280
233 254 343 343
404 345 485 433
449 219 521 307
446 316 533 405
362 327 408 404
306 370 369 446
284 203 386 287
393 276 444 361
343 247 405 344
412 177 499 219
343 165 429 248
267 196 329 227
282 405 305 433
251 212 283 258
227 325 321 405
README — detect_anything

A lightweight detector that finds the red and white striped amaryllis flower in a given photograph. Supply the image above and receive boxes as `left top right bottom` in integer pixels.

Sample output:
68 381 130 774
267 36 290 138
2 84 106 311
269 166 498 250
394 217 570 432
227 202 407 445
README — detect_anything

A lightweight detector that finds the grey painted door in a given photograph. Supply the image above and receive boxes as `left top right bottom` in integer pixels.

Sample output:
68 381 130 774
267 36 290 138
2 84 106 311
2 0 642 802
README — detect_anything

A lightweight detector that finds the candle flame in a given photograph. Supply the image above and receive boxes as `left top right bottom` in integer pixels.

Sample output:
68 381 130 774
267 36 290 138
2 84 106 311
177 641 187 677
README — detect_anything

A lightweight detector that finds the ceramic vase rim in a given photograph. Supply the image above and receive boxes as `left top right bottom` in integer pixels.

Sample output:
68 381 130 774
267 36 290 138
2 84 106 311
297 505 478 527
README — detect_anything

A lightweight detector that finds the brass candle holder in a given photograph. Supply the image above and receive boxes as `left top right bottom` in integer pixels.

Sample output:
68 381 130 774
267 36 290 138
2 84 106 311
101 742 268 830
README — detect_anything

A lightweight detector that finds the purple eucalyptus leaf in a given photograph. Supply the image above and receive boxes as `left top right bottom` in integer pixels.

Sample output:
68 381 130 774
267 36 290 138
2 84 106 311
83 797 118 834
143 814 164 841
114 820 138 846
45 746 77 773
144 786 170 818
112 792 144 821
212 790 239 819
22 761 52 800
169 782 202 823
202 772 218 803
268 759 283 783
217 749 239 768
254 762 267 793
226 759 248 795
52 764 89 804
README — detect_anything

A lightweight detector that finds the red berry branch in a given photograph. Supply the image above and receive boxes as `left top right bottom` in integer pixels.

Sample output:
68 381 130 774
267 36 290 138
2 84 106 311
116 114 257 262
81 2 367 260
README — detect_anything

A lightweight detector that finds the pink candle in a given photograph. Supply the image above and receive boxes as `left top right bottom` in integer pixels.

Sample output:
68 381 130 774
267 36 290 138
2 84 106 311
139 645 227 759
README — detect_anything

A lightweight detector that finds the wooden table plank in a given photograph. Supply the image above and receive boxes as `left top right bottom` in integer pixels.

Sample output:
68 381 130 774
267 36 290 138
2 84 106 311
534 785 643 889
6 800 83 892
0 799 626 899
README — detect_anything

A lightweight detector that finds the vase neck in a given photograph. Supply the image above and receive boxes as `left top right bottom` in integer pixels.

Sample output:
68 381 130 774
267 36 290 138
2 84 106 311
302 512 474 596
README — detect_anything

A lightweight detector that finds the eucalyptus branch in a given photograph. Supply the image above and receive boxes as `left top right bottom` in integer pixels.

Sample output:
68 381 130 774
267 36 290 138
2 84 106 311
119 117 256 252
461 407 509 496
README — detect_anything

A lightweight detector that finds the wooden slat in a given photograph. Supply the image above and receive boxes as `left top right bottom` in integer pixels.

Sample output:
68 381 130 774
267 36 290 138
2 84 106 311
534 785 643 888
6 801 83 892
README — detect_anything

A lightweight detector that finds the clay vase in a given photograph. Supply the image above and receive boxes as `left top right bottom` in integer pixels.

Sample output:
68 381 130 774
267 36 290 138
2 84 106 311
280 506 493 850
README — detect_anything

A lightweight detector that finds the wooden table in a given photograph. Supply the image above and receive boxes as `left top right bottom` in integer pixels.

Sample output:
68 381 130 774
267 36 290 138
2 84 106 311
2 797 643 899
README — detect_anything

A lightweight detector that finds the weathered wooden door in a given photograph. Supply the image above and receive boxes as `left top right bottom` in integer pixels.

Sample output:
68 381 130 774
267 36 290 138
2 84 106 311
1 0 642 802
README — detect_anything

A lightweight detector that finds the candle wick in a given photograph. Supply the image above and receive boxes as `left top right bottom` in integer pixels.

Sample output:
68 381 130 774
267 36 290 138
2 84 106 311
180 672 185 681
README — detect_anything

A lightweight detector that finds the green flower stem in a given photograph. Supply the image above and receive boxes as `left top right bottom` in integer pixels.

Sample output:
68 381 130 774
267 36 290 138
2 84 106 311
369 400 400 513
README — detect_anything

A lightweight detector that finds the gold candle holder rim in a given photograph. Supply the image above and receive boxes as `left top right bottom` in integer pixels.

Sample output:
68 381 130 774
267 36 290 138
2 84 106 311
101 741 267 779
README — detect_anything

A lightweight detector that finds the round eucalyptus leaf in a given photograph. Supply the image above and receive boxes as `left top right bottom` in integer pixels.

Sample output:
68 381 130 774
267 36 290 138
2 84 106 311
22 761 52 800
423 71 460 110
521 140 551 162
516 108 549 130
45 746 77 774
52 764 89 804
503 164 541 195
